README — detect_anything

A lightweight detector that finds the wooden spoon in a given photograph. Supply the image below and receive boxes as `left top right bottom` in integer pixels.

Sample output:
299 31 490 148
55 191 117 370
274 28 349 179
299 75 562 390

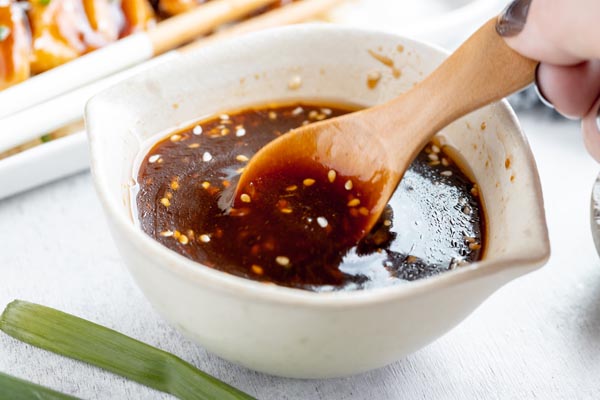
232 18 538 240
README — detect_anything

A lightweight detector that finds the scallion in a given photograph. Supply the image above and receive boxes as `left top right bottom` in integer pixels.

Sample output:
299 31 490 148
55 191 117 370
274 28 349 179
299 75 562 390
0 371 80 400
0 300 256 400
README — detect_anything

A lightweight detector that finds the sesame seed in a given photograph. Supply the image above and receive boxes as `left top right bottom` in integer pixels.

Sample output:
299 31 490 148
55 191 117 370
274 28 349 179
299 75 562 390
317 217 328 228
173 231 181 239
383 220 392 226
165 191 173 199
344 180 353 190
292 107 304 116
429 161 441 166
441 157 449 167
302 120 309 126
149 154 161 163
170 180 179 190
288 75 302 90
469 242 481 251
428 153 439 161
315 113 326 121
308 110 318 120
236 154 249 162
286 185 297 191
222 180 230 188
251 265 264 275
268 111 277 120
431 145 440 153
441 170 453 177
463 206 472 215
188 143 200 149
228 208 250 217
359 207 369 216
202 152 213 162
470 186 479 197
178 234 189 245
367 71 382 88
160 230 173 237
303 178 315 186
327 170 336 183
201 181 210 189
160 198 171 207
221 128 230 136
235 127 246 137
192 125 203 135
347 198 361 207
236 167 245 174
276 256 290 266
199 234 211 243
280 208 293 214
187 229 195 239
170 134 182 142
321 108 332 116
240 194 251 203
220 114 230 120
480 122 487 130
464 236 476 243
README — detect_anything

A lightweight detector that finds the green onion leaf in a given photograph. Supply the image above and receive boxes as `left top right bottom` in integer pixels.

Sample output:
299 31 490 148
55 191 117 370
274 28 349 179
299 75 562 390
0 300 256 400
39 0 51 5
0 371 80 400
40 134 53 143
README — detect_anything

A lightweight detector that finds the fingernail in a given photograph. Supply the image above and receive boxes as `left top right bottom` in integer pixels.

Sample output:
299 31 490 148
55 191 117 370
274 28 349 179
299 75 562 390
597 108 600 132
496 0 532 37
534 64 554 109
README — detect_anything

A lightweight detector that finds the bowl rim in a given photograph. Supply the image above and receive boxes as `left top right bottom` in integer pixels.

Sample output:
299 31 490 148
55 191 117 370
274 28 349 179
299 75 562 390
87 24 550 308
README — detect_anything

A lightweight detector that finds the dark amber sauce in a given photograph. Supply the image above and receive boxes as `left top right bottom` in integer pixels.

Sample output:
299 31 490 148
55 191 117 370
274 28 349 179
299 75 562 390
136 102 485 291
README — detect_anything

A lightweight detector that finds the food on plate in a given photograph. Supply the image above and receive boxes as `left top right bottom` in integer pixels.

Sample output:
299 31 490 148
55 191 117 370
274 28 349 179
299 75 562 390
1 0 299 88
0 1 31 90
121 0 156 35
135 102 485 291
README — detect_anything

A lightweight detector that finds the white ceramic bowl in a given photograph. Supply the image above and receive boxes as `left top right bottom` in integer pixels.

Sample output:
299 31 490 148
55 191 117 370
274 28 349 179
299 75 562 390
86 25 550 379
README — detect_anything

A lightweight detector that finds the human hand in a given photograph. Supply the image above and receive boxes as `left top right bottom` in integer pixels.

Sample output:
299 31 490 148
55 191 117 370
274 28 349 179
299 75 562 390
496 0 600 161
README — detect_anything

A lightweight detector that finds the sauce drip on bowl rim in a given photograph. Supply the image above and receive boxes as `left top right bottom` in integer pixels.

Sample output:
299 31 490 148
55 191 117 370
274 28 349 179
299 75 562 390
135 102 485 291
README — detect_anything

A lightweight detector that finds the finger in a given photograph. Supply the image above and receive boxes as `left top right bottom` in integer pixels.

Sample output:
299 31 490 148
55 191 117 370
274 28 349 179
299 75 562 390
537 60 600 118
499 0 600 64
582 97 600 163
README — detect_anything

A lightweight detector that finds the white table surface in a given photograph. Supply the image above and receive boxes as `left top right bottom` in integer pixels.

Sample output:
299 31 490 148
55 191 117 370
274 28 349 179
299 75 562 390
1 108 600 399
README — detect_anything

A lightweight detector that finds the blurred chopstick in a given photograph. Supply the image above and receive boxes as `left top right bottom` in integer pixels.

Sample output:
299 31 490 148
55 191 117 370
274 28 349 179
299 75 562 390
184 0 342 51
0 0 341 155
0 0 278 119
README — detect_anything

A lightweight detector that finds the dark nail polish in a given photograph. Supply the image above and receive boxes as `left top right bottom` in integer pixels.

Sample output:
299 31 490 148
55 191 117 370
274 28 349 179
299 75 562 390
496 0 532 37
534 64 554 109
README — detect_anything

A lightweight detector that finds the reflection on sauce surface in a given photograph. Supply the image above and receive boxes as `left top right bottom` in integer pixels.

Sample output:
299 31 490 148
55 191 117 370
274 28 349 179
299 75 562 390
135 102 484 291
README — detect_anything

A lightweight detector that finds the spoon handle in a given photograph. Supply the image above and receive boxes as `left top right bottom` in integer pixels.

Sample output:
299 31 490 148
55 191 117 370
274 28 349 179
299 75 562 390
380 17 538 154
